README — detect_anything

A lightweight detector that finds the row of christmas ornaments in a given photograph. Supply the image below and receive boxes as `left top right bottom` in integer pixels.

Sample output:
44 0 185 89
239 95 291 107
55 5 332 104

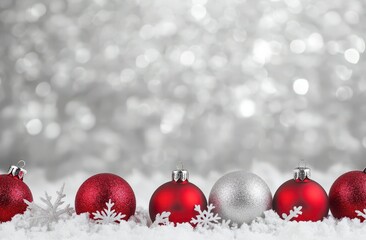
0 161 365 225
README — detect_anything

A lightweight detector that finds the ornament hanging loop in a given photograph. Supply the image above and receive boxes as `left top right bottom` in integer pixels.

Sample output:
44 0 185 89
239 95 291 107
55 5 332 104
17 160 26 168
298 159 307 168
176 161 183 171
8 160 27 180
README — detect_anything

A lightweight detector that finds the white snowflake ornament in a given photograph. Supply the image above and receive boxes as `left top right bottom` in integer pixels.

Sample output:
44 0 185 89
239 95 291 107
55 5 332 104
151 211 172 227
24 184 74 228
92 199 126 224
355 209 366 220
282 206 303 221
220 219 238 229
190 204 221 229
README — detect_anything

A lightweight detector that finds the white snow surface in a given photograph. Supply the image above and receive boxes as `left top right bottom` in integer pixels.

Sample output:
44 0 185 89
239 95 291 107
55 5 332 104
0 162 365 240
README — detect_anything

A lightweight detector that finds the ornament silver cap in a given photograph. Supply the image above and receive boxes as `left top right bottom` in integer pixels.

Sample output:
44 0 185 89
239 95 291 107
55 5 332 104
7 160 27 180
172 163 189 182
293 161 311 181
293 167 311 181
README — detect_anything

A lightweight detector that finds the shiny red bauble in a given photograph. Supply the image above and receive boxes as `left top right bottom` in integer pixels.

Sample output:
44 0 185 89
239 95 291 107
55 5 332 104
0 164 33 222
75 173 136 220
329 169 366 221
149 168 207 225
273 167 329 221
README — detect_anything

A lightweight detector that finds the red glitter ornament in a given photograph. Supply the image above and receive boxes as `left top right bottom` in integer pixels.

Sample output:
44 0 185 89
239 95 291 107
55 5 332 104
149 166 207 225
273 164 329 221
329 169 366 221
0 161 33 222
75 173 136 221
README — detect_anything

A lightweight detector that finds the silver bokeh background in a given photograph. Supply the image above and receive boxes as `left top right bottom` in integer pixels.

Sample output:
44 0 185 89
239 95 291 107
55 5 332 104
0 0 365 180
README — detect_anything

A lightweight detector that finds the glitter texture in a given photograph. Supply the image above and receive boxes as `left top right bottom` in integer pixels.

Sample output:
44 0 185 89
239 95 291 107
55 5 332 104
329 170 366 221
0 174 33 222
0 0 365 177
209 171 272 225
75 173 136 220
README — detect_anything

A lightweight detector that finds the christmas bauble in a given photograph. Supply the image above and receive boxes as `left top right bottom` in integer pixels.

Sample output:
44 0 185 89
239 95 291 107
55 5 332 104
209 171 272 225
329 169 366 220
273 165 329 221
0 161 33 222
149 167 207 225
75 173 136 221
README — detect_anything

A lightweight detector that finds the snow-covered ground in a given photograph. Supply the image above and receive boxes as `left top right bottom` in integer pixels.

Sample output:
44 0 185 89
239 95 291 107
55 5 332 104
0 162 364 240
2 212 366 240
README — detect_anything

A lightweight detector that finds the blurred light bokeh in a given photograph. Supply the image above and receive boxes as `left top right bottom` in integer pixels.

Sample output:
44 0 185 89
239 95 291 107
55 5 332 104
0 0 365 179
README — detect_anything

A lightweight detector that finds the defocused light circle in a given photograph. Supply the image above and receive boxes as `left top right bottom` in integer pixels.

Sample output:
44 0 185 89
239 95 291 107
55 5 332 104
239 99 256 118
344 48 360 64
180 51 195 66
191 5 206 20
293 78 309 95
26 118 43 135
290 39 306 54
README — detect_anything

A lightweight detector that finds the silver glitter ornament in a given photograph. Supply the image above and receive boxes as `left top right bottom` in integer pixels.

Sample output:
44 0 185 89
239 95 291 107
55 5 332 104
209 171 272 225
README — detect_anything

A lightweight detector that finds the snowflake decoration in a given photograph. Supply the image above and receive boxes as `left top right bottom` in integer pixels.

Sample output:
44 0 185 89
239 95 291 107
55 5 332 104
220 219 238 229
151 211 172 227
355 209 366 220
282 206 303 221
24 184 74 228
220 219 231 229
191 204 221 229
92 199 126 224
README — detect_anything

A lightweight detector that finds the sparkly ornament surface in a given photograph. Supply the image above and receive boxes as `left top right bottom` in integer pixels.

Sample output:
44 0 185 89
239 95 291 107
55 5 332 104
149 168 207 225
0 174 33 222
0 162 33 222
75 173 136 221
0 0 365 177
209 171 272 225
273 166 329 221
329 170 366 221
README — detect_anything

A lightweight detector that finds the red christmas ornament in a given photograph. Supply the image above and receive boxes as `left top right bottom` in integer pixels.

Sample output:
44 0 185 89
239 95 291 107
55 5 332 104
273 165 329 221
149 166 207 225
0 161 33 222
329 169 366 221
75 173 136 221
